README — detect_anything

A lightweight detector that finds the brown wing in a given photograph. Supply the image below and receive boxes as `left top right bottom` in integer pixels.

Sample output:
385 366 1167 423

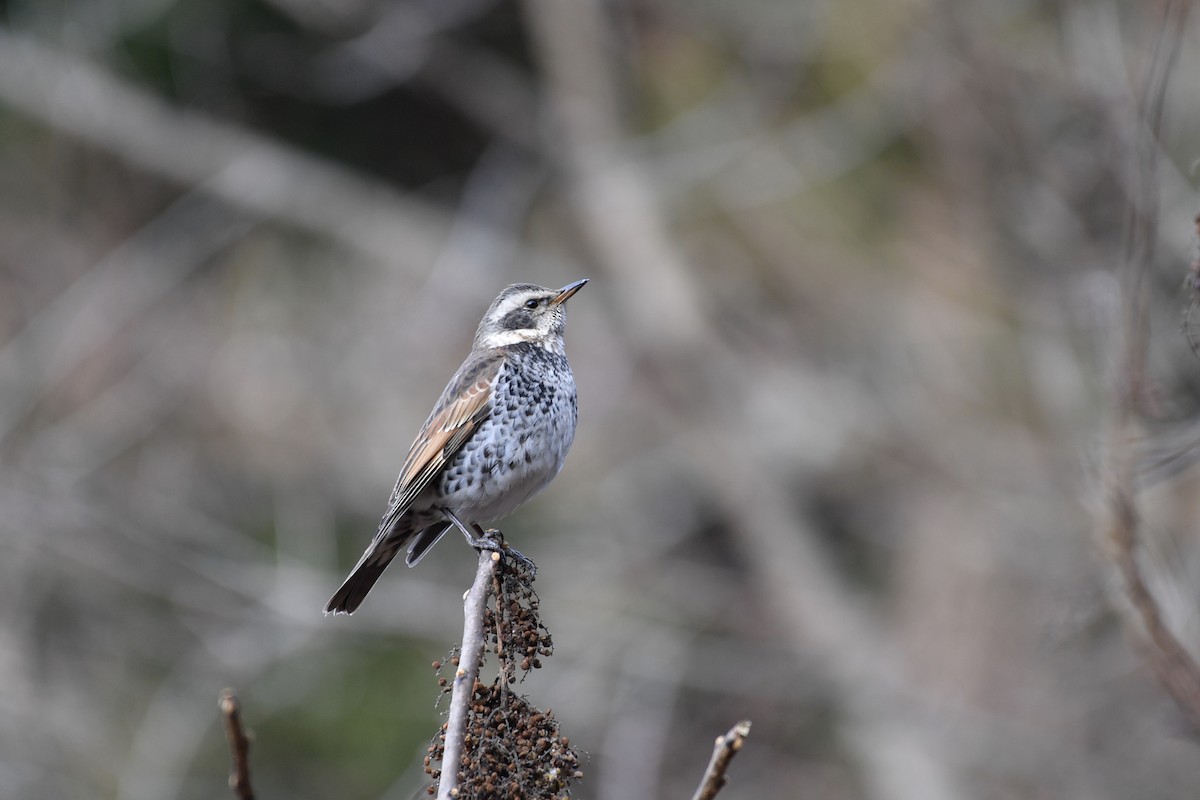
376 349 503 536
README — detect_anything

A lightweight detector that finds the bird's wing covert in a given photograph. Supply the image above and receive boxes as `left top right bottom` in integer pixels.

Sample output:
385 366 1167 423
377 350 502 534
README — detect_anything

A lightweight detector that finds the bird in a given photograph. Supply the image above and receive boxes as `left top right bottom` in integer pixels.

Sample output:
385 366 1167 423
325 279 588 614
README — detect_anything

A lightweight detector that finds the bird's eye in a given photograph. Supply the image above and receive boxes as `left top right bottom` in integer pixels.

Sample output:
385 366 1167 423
524 298 540 309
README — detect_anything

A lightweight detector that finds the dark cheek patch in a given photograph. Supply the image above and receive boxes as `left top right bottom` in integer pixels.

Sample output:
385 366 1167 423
502 309 535 330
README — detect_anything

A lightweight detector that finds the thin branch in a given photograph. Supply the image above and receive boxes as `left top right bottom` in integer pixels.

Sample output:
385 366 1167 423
218 689 255 800
437 541 501 800
1105 490 1200 724
690 721 751 800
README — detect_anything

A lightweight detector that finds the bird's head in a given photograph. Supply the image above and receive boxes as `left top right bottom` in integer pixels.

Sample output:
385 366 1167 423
473 279 588 353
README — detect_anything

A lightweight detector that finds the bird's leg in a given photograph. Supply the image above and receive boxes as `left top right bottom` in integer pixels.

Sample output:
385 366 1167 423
441 508 537 575
442 508 503 552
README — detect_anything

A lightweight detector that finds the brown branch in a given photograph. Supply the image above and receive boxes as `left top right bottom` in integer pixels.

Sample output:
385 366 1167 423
1105 490 1200 724
1099 0 1200 730
218 689 256 800
436 538 501 800
690 721 751 800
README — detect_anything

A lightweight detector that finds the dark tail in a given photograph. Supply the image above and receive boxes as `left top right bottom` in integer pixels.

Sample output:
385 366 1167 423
324 538 403 615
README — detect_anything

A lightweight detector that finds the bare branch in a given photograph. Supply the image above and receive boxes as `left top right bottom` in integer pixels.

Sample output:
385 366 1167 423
436 541 501 800
690 721 751 800
218 689 256 800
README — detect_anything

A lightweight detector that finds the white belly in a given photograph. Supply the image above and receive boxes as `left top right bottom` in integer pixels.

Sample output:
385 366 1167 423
432 361 577 524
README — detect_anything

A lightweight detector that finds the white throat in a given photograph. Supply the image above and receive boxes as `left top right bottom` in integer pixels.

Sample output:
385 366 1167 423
479 329 545 348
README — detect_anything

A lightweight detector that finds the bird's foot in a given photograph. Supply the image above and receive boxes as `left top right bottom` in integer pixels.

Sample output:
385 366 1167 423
468 527 505 554
471 526 537 577
498 543 537 577
441 509 537 575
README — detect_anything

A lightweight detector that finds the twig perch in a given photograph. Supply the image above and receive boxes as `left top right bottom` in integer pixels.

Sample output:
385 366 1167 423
219 688 255 800
1105 489 1200 725
690 720 751 800
437 537 502 800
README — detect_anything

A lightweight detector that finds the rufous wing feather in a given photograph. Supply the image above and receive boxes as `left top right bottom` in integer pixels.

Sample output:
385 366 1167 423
378 351 503 533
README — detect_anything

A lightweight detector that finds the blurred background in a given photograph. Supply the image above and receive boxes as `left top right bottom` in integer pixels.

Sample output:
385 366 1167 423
2 1 1200 798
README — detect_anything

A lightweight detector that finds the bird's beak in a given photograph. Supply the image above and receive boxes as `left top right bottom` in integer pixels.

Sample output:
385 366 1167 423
550 278 589 306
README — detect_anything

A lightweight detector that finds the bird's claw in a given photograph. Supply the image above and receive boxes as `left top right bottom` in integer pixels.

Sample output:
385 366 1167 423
441 509 537 575
500 545 537 577
468 528 537 576
468 528 505 553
